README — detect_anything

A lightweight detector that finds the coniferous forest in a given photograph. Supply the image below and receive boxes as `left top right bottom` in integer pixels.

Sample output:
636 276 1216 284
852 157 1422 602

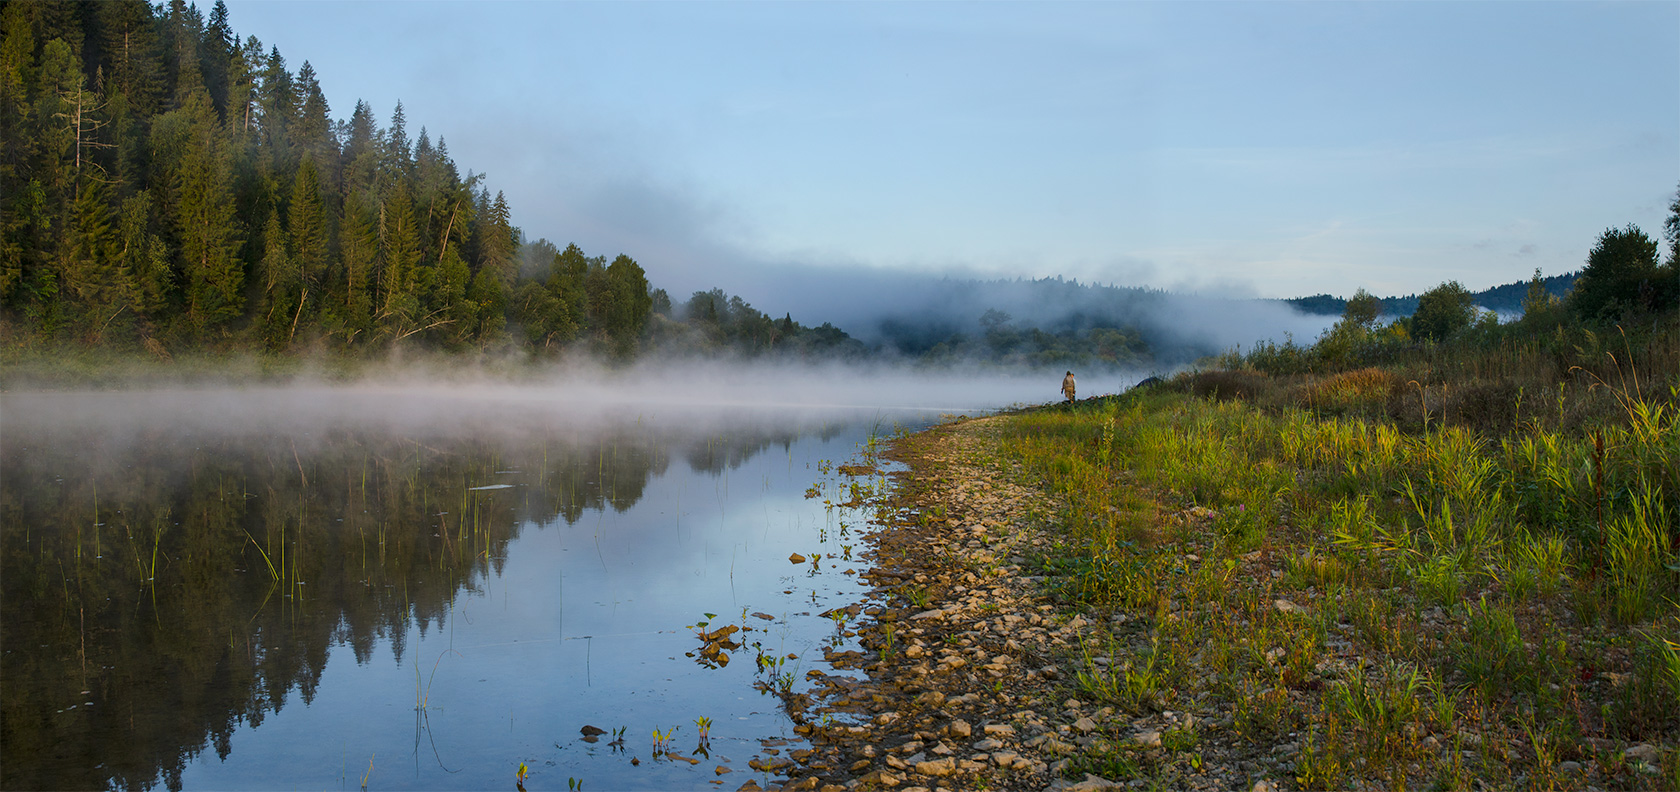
0 0 876 363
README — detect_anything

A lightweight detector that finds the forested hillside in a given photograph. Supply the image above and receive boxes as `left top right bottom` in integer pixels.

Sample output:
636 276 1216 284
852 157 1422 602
0 0 864 361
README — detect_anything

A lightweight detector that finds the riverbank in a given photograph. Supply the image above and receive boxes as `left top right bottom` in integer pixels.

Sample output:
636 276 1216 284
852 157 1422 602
757 388 1676 791
759 411 1281 792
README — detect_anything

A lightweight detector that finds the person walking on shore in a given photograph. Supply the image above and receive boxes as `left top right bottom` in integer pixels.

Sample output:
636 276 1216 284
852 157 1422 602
1061 371 1076 402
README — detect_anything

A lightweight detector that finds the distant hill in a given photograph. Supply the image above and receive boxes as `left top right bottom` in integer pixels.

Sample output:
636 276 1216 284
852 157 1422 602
842 275 1336 366
1283 273 1579 318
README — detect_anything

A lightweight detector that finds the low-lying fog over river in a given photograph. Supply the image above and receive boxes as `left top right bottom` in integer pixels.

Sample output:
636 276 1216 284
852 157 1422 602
1 367 1127 791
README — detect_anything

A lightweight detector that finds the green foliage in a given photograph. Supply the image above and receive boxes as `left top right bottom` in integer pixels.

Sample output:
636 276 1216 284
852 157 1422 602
1571 224 1671 322
1410 280 1476 342
1343 288 1381 328
0 4 721 359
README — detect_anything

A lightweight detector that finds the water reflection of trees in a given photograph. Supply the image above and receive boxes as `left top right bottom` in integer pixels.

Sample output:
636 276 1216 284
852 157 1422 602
0 419 816 792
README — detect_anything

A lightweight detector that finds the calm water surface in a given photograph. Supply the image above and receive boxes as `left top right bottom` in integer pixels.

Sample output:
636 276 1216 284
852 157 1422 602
0 386 986 791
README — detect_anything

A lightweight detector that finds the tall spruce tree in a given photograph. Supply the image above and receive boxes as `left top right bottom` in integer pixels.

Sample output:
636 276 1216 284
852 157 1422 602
171 87 242 333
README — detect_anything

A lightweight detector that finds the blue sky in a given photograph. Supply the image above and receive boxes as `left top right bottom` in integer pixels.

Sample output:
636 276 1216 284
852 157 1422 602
227 1 1677 306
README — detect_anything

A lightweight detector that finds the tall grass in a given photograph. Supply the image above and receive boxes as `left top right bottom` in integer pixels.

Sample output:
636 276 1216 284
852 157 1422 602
993 349 1678 787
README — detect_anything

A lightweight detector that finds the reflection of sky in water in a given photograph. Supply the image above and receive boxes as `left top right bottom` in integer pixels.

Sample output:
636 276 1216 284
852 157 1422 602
163 414 902 791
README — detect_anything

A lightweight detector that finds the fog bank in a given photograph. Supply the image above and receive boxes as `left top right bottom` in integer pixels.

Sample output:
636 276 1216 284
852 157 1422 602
2 360 1155 448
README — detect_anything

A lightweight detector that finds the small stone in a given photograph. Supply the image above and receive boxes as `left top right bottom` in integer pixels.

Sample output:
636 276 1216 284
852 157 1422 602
735 781 762 792
784 777 819 791
1058 773 1123 791
579 724 606 736
983 723 1016 736
1132 730 1162 747
715 765 732 775
1273 599 1305 615
992 750 1021 767
1251 780 1277 792
974 738 1004 751
948 719 972 738
1557 761 1583 773
789 553 807 564
1073 716 1097 733
876 771 902 787
914 757 956 776
1625 743 1659 763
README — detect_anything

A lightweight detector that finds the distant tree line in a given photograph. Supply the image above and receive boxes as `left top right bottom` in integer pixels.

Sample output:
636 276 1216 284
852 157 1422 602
1284 272 1581 319
1235 186 1680 375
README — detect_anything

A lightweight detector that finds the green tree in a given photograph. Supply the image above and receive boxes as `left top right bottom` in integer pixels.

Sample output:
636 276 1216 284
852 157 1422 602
1519 268 1562 328
377 181 420 330
256 202 295 347
338 192 377 338
119 190 173 324
62 177 133 340
1569 224 1664 322
1410 280 1476 342
287 158 326 294
254 46 293 177
601 254 651 354
170 89 243 332
1343 288 1380 329
476 191 516 288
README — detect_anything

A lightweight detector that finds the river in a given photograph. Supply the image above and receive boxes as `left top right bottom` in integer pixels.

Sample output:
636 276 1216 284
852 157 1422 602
0 378 1048 791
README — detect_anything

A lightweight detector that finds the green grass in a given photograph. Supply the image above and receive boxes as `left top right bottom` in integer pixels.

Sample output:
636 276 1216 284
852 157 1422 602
987 359 1678 789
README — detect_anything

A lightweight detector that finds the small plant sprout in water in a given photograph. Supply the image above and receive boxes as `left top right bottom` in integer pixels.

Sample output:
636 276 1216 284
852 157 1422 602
695 715 712 744
652 726 678 755
688 612 718 635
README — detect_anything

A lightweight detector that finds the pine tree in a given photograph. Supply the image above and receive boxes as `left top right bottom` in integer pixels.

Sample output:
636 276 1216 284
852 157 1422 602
255 46 293 178
384 101 411 185
119 189 173 322
64 175 134 340
201 0 235 119
339 191 376 337
477 190 516 287
171 88 243 333
287 157 326 290
257 201 295 347
377 180 420 330
163 0 205 109
292 61 334 186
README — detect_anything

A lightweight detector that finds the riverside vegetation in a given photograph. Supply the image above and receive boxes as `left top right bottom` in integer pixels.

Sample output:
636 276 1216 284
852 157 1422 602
763 263 1675 790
